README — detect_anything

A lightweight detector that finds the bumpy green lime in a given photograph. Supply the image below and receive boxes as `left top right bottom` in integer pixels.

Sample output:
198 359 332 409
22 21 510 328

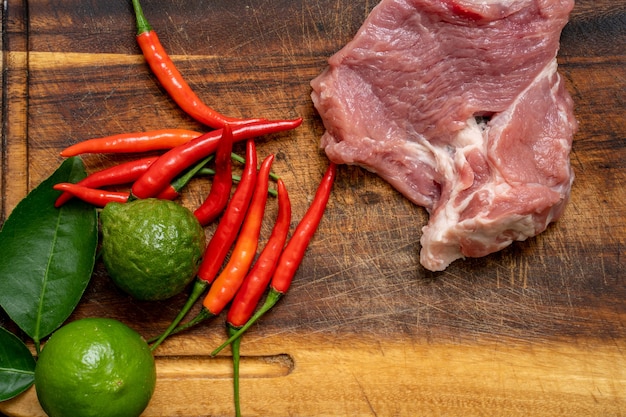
34 318 156 417
100 198 205 301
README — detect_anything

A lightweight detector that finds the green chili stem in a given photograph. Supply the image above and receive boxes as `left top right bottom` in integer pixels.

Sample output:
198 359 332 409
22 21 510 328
150 305 215 346
229 325 242 417
131 0 152 35
231 153 280 181
211 288 283 356
170 155 213 193
149 279 208 351
196 168 277 197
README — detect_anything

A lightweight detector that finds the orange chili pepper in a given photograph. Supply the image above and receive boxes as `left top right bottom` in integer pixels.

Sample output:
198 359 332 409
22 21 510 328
60 129 201 157
225 178 291 328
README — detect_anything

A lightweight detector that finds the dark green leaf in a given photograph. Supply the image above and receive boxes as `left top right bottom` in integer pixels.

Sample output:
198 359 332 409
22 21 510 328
0 157 98 346
0 327 36 401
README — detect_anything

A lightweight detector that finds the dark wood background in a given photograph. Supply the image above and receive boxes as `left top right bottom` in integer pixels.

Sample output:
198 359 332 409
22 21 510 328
1 1 625 416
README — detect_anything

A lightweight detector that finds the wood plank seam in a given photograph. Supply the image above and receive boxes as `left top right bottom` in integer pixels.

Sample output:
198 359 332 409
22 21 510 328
1 0 29 222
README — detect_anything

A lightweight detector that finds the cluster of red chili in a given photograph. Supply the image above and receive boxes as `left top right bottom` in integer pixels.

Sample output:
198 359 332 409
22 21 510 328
53 0 337 366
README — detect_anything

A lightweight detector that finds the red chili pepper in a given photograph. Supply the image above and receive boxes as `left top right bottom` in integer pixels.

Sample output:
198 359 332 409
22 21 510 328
211 162 337 356
53 182 183 207
53 183 132 207
202 153 275 315
55 155 213 208
269 164 337 293
151 154 215 201
149 140 259 351
154 185 180 201
193 124 234 225
59 129 202 157
131 118 301 199
131 0 259 129
226 179 291 328
196 140 258 283
54 156 159 207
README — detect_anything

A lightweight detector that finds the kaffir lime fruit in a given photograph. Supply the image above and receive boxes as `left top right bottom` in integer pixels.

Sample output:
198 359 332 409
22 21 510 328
100 198 206 301
34 318 156 417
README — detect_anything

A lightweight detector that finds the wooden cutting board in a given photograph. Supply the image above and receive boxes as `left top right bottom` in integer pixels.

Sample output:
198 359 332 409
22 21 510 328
1 0 624 416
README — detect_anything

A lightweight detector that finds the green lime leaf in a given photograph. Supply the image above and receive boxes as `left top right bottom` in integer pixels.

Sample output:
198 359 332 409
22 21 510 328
0 157 98 347
0 327 36 401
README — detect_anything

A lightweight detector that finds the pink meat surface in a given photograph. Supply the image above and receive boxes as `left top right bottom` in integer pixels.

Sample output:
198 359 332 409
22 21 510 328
311 0 577 271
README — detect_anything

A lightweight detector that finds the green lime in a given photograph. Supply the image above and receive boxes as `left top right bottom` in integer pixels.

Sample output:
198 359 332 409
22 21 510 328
100 198 206 301
34 318 156 417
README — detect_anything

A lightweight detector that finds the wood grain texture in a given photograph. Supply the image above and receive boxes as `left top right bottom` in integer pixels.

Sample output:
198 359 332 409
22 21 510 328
1 0 625 416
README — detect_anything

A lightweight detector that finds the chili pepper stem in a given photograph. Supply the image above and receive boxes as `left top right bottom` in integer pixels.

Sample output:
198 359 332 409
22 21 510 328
131 0 152 35
211 288 283 356
165 307 214 336
169 155 214 193
198 169 277 197
230 152 280 181
149 279 208 351
229 325 242 417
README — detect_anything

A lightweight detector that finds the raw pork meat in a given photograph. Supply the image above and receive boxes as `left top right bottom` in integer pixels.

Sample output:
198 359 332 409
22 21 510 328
311 0 577 271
